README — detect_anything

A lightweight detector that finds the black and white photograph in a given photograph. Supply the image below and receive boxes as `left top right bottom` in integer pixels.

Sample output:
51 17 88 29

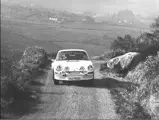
1 0 159 119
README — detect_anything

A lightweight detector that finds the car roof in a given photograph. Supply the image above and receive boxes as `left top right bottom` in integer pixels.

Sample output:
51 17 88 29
58 49 87 52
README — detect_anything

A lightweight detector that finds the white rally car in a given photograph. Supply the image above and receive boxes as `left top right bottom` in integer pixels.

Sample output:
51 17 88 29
51 49 94 85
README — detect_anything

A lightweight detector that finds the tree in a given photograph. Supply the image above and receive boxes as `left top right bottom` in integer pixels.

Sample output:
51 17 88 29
151 16 159 41
135 17 159 56
110 34 136 52
104 17 159 60
151 17 159 32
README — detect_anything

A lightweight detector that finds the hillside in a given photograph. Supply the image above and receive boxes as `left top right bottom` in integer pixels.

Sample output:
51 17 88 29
1 26 62 53
2 17 150 57
1 3 153 29
111 10 146 26
1 3 151 57
1 3 95 24
94 9 153 28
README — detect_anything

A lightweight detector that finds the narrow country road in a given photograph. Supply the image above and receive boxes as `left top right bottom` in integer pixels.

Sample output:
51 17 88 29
20 61 120 119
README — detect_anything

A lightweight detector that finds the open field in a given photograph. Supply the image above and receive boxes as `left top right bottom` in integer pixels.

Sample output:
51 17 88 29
1 18 149 56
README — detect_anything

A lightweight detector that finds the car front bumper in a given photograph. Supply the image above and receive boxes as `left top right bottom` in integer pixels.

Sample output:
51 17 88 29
54 71 94 81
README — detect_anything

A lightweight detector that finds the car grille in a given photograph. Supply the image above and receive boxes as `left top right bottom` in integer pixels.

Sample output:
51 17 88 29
69 71 81 75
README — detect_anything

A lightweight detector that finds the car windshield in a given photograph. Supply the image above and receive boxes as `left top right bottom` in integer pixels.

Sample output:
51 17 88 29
56 51 89 60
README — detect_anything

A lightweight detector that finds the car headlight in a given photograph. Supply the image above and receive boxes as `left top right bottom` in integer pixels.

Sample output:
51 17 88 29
80 66 85 71
64 66 70 72
56 65 62 71
88 65 93 71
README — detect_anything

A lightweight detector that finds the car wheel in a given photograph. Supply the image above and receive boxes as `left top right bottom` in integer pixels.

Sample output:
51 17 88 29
89 73 94 85
54 79 59 85
53 70 59 85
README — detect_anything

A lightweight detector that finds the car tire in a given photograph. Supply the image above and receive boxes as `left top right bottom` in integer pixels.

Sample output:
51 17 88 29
52 70 59 85
54 79 59 85
89 72 94 85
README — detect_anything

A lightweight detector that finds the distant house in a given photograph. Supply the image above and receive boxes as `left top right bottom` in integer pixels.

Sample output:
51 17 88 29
82 19 86 21
123 20 127 23
49 17 61 23
49 17 58 21
118 21 122 23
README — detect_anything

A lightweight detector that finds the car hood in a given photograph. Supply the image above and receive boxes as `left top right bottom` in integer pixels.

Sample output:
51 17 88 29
52 60 93 71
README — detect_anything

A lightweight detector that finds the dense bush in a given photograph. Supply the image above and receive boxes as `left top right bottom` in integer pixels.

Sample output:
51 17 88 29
110 34 136 52
101 17 159 120
151 17 159 35
1 45 48 118
20 46 48 69
101 17 159 72
1 47 25 111
102 17 159 61
47 52 57 59
110 33 158 56
135 33 159 61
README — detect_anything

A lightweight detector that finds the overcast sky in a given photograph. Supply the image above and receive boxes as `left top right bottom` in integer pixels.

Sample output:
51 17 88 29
2 0 159 17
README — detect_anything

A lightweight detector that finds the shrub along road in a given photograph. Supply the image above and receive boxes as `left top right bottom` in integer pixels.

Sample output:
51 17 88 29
19 61 120 119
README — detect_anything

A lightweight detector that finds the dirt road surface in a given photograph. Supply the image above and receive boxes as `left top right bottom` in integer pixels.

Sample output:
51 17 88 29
20 61 120 119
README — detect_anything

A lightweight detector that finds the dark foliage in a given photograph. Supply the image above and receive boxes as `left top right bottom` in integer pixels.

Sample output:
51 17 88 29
108 17 159 60
20 46 48 69
110 34 136 52
101 16 159 120
1 45 48 118
47 52 57 59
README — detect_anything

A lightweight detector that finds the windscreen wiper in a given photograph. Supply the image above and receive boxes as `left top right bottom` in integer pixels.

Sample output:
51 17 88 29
67 60 79 62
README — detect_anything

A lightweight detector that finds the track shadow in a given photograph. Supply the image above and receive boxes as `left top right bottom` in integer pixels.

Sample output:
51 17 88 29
1 91 42 119
40 91 66 95
30 80 45 86
1 70 47 119
94 78 136 89
66 77 138 90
